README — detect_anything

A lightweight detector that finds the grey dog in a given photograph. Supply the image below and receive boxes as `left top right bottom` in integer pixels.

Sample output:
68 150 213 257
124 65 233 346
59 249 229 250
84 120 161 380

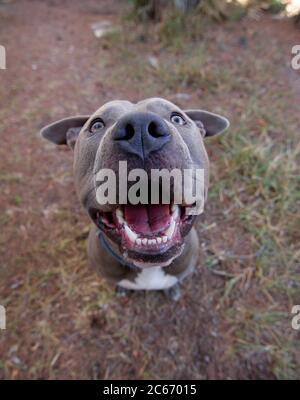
41 98 229 300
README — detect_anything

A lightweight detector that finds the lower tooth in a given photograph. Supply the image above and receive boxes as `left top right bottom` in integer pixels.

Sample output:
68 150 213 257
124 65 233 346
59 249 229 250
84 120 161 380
124 225 137 242
140 238 160 246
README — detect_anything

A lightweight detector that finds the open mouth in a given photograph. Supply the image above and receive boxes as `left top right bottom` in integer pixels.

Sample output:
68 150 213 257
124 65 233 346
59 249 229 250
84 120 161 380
91 203 195 257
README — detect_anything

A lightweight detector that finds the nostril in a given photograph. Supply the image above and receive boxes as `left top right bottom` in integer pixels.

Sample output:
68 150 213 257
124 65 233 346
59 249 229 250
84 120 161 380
115 123 135 141
148 121 162 138
124 123 135 140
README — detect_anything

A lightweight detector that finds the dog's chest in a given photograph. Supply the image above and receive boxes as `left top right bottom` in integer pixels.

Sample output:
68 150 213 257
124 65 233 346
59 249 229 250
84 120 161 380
118 267 177 290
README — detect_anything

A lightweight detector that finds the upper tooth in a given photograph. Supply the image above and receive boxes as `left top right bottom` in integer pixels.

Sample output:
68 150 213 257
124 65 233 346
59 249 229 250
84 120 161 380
124 225 137 242
142 238 148 245
165 218 176 238
157 237 162 244
116 208 124 224
172 204 180 219
136 238 142 245
162 236 168 243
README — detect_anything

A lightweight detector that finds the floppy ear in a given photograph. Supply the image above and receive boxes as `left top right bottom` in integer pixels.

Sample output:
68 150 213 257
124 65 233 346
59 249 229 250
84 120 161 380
40 115 90 149
185 109 230 137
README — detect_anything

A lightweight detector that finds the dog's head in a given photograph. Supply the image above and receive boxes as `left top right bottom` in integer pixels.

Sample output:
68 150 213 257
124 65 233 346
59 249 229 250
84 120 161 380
41 98 229 267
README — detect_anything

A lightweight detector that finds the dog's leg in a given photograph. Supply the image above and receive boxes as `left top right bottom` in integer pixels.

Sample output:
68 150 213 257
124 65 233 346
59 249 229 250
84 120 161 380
115 284 132 297
164 282 181 301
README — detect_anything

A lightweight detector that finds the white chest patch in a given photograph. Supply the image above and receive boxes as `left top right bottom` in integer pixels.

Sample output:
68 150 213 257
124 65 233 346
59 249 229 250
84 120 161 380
118 267 178 291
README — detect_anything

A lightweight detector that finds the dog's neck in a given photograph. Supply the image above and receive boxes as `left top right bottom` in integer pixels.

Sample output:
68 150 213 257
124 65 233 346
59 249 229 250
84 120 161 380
97 230 140 270
97 230 178 270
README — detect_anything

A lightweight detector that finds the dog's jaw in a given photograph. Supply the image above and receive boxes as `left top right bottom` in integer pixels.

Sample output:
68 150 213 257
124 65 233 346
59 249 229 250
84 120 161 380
89 203 197 268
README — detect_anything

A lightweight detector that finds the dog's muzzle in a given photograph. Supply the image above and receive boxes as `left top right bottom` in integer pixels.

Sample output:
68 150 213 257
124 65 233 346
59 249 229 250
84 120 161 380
112 111 171 160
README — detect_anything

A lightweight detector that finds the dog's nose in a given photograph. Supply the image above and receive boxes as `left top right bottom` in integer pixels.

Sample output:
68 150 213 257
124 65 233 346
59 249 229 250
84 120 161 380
112 112 171 159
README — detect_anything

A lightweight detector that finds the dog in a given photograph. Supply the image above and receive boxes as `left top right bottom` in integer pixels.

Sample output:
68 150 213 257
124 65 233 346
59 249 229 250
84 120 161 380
41 98 229 300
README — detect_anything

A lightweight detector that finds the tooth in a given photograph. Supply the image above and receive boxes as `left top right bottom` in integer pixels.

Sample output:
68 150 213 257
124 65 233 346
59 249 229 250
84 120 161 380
151 239 157 245
142 238 148 245
162 236 168 243
172 204 180 219
116 208 124 224
124 225 137 242
136 238 142 245
116 208 123 216
157 237 162 244
166 218 176 238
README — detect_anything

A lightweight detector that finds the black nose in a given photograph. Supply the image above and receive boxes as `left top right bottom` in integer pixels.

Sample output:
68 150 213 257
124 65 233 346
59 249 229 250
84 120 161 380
112 112 171 159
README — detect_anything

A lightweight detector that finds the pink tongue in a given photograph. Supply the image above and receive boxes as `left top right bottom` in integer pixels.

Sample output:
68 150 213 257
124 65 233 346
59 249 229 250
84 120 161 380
124 204 170 234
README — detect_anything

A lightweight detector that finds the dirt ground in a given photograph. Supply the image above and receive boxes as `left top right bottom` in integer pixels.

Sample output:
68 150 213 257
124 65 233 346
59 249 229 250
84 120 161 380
0 0 299 379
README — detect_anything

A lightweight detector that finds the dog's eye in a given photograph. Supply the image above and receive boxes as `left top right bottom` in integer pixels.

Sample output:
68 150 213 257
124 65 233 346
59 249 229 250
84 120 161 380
170 113 186 126
89 119 105 133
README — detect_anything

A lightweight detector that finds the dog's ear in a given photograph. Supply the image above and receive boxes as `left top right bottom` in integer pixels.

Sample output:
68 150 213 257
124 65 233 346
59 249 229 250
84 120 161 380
40 116 90 149
185 110 230 137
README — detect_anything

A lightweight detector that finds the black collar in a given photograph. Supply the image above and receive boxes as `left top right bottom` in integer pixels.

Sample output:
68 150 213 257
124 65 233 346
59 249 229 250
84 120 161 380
97 230 139 270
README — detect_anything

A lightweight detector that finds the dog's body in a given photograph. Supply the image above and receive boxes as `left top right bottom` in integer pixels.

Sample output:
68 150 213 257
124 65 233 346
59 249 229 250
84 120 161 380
41 98 229 299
